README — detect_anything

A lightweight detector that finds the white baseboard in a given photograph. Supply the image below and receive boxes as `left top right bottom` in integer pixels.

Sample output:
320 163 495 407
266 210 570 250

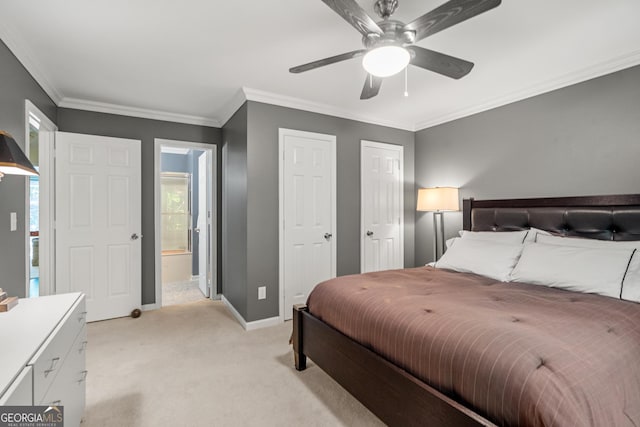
221 295 246 328
141 303 159 312
221 295 282 331
245 316 282 331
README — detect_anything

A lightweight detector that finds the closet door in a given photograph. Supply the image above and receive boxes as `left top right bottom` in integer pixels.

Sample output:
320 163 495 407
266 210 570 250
280 128 336 320
361 140 404 273
55 132 141 322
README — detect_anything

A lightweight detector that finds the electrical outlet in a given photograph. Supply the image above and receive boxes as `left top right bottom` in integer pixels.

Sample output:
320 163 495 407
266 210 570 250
258 286 266 300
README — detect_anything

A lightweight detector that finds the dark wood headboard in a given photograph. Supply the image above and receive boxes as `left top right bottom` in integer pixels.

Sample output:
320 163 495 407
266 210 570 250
462 194 640 241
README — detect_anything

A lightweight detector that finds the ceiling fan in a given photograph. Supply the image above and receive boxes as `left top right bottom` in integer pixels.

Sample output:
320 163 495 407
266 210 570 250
290 0 501 99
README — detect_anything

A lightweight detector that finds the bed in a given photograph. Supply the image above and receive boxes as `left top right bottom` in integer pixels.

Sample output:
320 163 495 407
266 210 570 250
292 194 640 427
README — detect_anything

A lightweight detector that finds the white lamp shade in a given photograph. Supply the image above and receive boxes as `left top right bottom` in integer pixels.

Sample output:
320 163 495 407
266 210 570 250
362 45 410 78
417 187 459 212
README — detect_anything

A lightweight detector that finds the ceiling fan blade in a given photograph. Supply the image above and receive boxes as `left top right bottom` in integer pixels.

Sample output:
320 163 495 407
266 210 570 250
290 49 367 73
360 74 383 100
321 0 383 37
408 46 474 79
404 0 501 43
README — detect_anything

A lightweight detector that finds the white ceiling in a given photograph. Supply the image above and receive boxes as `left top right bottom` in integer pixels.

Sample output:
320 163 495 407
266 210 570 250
2 0 640 130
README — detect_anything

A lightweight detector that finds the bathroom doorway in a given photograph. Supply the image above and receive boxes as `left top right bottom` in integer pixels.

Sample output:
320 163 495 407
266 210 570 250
154 139 216 307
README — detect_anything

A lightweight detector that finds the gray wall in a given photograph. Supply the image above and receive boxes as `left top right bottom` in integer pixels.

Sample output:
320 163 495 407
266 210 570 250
0 40 57 297
245 101 415 322
57 108 222 305
221 104 249 318
415 64 640 265
161 152 189 173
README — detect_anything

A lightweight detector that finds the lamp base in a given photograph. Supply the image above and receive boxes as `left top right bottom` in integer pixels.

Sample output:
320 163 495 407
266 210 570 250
432 211 445 262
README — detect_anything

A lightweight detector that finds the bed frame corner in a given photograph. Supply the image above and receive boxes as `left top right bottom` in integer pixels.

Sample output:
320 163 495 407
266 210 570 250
293 304 307 371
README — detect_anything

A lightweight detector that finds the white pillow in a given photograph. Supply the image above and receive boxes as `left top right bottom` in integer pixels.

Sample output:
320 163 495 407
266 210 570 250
445 237 456 249
424 238 461 266
435 238 524 282
510 243 634 299
425 238 464 267
536 234 640 303
459 230 529 244
524 227 551 243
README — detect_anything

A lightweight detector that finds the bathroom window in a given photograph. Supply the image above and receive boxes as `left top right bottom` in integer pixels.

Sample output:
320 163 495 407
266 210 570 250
161 173 191 252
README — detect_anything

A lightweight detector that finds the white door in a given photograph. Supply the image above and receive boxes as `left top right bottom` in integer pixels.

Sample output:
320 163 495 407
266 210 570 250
55 132 142 322
280 129 336 320
197 152 208 297
361 140 404 273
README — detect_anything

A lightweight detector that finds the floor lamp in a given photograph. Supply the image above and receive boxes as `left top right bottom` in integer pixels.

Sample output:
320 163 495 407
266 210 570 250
417 187 459 261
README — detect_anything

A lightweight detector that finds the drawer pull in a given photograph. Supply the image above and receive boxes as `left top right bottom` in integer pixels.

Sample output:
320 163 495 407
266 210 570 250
79 370 89 383
78 311 88 323
79 341 88 353
44 357 61 377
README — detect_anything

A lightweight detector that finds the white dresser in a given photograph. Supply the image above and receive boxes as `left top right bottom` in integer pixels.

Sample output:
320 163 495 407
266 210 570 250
0 293 86 426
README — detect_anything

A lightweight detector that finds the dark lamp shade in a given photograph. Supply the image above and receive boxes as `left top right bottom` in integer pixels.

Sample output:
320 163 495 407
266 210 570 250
0 131 39 178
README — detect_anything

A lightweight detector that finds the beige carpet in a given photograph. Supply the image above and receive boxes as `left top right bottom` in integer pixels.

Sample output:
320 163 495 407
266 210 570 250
83 300 384 427
162 279 206 306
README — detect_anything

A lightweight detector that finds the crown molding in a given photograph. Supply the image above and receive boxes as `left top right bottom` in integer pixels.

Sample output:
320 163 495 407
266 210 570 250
59 98 221 128
1 25 220 128
218 88 250 127
415 49 640 131
4 17 639 134
241 87 415 131
0 23 63 104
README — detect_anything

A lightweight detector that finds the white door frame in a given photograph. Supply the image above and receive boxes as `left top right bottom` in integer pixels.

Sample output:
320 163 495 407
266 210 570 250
221 143 228 303
153 139 216 308
24 100 57 297
278 128 337 322
360 140 404 273
197 151 208 296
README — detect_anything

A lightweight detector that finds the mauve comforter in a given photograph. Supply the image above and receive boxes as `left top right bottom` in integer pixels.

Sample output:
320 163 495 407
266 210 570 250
306 267 640 427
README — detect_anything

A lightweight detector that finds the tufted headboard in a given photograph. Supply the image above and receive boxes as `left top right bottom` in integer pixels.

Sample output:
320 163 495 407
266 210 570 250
462 194 640 241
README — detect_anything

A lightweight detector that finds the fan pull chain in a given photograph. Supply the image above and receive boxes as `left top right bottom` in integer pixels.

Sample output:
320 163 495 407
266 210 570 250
404 67 409 97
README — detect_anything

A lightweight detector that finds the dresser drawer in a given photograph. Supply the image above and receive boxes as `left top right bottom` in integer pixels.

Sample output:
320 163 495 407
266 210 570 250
40 327 87 427
0 366 32 406
29 295 86 404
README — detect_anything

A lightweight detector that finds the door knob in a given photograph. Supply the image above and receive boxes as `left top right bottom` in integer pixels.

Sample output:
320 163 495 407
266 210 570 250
130 233 141 241
366 230 374 237
194 228 201 233
324 233 333 241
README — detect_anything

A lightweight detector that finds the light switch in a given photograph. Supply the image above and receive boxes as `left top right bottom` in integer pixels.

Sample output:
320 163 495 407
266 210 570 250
10 212 17 231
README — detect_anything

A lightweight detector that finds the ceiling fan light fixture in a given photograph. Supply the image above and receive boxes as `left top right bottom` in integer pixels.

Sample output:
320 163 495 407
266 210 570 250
362 45 410 78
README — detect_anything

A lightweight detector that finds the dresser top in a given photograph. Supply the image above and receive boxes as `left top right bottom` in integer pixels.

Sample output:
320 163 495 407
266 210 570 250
0 292 83 397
